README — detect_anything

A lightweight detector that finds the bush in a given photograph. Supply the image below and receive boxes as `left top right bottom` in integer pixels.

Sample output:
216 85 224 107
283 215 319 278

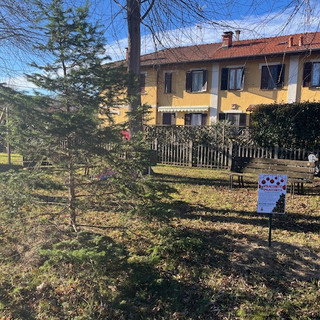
250 102 320 148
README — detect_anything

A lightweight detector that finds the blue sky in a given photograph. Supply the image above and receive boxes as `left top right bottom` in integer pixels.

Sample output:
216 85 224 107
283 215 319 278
1 0 320 92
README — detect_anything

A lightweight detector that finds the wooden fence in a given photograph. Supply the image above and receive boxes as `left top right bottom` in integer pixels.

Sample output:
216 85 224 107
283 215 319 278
151 140 319 170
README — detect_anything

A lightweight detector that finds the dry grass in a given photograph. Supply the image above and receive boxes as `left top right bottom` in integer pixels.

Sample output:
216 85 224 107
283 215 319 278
0 164 319 319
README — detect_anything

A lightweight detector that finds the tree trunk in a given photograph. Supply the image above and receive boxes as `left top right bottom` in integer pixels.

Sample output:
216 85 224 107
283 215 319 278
126 0 142 135
68 150 77 232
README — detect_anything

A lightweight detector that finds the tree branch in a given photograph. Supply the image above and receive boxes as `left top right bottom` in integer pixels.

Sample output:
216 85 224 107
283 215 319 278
141 0 156 21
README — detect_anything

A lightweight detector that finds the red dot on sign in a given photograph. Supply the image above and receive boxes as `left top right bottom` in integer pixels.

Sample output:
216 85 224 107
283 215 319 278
283 185 286 190
262 180 266 184
266 177 270 181
275 177 278 180
281 179 284 182
277 182 280 185
270 179 274 183
259 185 261 188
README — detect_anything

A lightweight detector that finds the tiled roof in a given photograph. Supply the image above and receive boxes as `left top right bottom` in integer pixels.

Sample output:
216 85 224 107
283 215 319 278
140 32 320 66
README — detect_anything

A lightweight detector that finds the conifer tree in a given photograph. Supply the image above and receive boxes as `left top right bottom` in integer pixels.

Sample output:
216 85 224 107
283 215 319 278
3 0 153 231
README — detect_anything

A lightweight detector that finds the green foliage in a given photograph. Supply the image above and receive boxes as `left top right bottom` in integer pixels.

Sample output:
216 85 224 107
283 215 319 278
0 0 160 229
0 169 46 218
145 120 236 145
250 102 320 148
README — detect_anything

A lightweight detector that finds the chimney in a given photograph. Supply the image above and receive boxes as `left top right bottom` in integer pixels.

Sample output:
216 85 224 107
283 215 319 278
288 36 293 47
222 31 234 48
235 30 241 41
299 35 303 47
125 47 129 61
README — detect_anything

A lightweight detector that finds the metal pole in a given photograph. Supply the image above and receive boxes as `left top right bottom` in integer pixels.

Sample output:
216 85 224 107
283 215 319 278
268 214 272 247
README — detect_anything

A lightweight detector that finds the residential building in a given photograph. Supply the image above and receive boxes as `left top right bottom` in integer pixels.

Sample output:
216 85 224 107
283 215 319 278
112 31 320 126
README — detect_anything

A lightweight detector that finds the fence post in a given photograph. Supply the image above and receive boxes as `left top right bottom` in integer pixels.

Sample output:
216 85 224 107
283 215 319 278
154 138 158 151
274 145 279 159
228 142 233 169
188 140 193 167
222 124 225 145
154 138 158 162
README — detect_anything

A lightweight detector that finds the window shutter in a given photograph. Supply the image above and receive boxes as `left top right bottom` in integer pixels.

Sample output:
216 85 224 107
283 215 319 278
260 66 269 89
218 113 226 121
303 62 312 87
239 113 247 127
202 70 207 91
201 114 207 125
276 64 285 88
221 68 228 90
185 114 191 125
240 67 245 89
186 71 192 92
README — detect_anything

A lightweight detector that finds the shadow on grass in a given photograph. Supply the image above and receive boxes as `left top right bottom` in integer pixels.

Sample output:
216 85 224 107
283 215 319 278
153 172 230 188
3 230 225 319
140 199 320 282
146 198 320 234
1 220 319 319
154 172 320 196
0 164 22 172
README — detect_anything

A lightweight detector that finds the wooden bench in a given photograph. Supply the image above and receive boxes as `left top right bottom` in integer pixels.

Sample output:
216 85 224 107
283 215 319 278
229 157 315 196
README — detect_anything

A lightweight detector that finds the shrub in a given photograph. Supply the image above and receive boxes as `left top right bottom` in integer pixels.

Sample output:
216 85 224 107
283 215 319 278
250 102 320 148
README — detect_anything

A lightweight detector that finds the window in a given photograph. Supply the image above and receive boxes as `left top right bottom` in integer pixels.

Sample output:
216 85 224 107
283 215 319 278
164 72 172 93
303 62 320 87
162 113 175 125
260 64 285 89
184 113 207 126
221 67 244 90
186 70 207 92
219 113 246 127
140 73 146 93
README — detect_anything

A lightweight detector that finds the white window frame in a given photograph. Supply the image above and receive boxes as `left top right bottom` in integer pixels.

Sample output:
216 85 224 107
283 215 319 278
186 69 207 93
192 71 205 92
229 67 243 90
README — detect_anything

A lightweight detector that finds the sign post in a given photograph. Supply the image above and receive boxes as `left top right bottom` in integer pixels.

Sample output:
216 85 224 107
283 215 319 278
257 174 287 247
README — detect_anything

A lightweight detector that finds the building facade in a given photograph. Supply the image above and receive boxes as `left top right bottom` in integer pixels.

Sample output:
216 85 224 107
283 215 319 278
112 31 320 126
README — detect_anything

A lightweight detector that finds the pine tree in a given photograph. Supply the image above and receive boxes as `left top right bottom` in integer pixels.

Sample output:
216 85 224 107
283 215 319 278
3 0 150 231
272 193 286 213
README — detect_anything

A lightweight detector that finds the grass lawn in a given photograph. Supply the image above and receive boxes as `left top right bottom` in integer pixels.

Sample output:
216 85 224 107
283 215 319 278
0 152 23 172
0 164 319 319
0 152 23 165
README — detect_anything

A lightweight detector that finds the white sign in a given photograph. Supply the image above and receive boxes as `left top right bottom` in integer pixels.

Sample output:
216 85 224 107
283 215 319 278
257 174 287 214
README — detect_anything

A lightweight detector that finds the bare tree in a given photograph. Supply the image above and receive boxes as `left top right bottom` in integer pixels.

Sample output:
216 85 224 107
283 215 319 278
0 1 43 82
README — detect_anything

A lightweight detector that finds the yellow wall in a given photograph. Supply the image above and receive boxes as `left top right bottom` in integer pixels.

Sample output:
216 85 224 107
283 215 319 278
110 52 320 126
157 63 212 107
156 63 212 125
107 67 158 125
110 106 129 124
219 57 289 113
141 67 157 106
109 105 157 125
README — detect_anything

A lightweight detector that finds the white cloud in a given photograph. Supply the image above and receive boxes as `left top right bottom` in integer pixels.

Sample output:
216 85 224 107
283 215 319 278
106 5 320 61
6 3 320 88
3 75 39 93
